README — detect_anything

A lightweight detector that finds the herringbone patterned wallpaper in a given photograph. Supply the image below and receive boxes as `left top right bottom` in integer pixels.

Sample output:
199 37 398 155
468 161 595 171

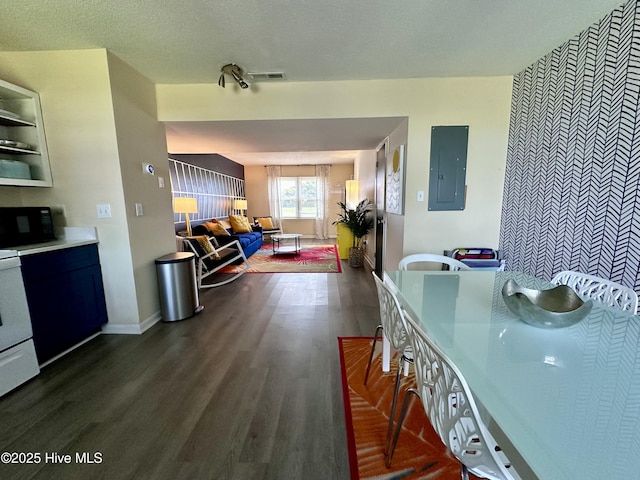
500 0 640 293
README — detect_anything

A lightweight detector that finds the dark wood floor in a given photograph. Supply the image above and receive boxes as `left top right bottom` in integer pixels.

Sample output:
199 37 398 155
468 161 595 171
0 247 379 479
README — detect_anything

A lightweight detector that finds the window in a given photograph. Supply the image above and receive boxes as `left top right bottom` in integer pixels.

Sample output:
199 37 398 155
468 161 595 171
280 176 318 218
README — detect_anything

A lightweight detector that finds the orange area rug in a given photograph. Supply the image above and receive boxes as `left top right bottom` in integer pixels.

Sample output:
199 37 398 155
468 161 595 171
338 337 480 480
218 244 341 273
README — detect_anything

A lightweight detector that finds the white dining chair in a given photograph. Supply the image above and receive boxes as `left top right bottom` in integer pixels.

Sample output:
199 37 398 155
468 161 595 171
551 270 638 314
390 313 520 479
399 253 472 271
367 272 414 461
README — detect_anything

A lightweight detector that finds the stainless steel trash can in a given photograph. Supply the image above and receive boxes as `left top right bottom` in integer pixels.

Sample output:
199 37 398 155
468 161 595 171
155 252 203 321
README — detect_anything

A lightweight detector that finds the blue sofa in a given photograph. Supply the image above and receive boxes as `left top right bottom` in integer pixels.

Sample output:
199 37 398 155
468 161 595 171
191 222 263 258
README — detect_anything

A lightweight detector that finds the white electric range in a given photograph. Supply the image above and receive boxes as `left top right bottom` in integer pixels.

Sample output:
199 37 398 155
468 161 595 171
0 249 39 396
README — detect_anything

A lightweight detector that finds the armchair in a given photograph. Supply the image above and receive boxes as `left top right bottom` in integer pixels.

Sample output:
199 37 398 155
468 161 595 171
253 216 283 239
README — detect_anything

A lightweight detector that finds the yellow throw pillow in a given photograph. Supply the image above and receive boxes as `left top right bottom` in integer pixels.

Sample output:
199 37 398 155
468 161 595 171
229 215 252 234
218 218 233 230
194 236 221 260
207 222 230 236
256 217 275 230
241 216 253 231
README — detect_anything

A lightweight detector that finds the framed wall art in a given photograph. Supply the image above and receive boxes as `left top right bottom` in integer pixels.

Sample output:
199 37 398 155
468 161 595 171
386 144 405 214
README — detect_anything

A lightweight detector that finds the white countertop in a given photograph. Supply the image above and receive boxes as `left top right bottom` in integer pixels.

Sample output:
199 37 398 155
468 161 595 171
0 226 99 258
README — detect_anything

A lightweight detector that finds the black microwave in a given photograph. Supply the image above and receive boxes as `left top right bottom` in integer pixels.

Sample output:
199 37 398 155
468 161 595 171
0 207 56 248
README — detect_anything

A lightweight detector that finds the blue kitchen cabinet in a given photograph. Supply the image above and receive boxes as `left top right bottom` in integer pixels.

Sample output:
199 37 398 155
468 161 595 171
21 243 108 363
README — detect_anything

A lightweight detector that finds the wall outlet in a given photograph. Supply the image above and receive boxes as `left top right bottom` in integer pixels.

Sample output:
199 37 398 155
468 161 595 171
51 205 66 218
50 205 67 234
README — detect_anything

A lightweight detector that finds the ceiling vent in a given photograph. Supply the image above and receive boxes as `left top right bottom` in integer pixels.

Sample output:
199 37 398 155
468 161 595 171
246 72 287 81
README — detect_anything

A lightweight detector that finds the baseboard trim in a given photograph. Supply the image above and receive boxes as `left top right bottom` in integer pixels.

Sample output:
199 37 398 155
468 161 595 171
140 311 162 333
40 332 102 368
101 311 161 335
364 254 375 269
101 323 142 335
42 312 161 366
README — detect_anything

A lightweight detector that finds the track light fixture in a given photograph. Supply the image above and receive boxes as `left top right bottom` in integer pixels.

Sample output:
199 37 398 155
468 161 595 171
218 63 249 89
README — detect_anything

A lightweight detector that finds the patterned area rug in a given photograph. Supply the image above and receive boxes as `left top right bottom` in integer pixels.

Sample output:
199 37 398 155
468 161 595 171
338 337 480 480
218 244 342 273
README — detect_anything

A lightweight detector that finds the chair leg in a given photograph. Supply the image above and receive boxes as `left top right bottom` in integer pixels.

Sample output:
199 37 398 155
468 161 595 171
384 354 407 457
461 464 469 480
386 387 419 468
364 325 383 385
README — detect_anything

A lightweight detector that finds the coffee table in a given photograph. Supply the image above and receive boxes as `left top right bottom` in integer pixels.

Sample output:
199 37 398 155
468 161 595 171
272 233 302 254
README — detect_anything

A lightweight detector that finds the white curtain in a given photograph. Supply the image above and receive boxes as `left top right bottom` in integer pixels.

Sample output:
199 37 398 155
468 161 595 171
315 164 331 239
266 165 282 227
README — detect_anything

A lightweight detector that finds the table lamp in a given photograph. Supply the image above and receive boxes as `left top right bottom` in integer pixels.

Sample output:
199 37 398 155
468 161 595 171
174 197 198 236
234 199 248 216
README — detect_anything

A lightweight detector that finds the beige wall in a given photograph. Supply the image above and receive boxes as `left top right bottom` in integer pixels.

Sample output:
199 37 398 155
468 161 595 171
244 165 268 221
0 49 174 331
158 77 512 264
107 52 177 325
244 162 354 237
402 79 512 256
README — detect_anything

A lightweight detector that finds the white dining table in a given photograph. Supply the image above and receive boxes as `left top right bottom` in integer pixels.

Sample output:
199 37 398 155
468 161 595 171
383 270 640 480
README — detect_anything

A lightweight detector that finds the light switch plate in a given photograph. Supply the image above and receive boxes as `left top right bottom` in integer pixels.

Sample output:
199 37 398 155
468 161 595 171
97 204 112 218
417 191 425 202
158 176 165 188
135 203 143 216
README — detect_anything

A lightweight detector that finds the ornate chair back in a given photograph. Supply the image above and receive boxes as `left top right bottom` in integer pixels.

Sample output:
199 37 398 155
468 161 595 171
371 273 412 355
551 270 638 314
403 315 519 480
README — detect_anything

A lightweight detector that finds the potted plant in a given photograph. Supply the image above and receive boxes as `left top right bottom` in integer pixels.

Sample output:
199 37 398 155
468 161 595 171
334 199 374 267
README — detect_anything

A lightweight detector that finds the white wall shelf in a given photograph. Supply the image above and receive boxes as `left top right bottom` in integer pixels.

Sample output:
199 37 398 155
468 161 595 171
0 79 52 187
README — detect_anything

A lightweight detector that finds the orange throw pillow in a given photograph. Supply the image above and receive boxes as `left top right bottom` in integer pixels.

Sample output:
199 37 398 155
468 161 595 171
205 221 230 236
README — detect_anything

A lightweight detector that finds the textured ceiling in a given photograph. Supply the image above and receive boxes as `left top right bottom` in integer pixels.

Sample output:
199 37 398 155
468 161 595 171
1 0 624 84
1 0 626 163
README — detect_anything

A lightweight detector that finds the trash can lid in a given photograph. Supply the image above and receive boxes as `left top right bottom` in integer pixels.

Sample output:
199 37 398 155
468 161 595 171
155 252 195 264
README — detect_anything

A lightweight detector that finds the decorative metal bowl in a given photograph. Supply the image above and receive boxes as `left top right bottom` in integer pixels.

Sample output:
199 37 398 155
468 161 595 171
501 279 593 328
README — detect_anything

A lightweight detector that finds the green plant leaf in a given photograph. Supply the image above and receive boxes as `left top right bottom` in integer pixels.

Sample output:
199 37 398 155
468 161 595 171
333 199 374 247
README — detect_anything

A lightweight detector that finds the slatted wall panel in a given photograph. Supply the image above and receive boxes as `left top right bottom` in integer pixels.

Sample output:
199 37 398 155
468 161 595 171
169 158 245 224
500 0 640 293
